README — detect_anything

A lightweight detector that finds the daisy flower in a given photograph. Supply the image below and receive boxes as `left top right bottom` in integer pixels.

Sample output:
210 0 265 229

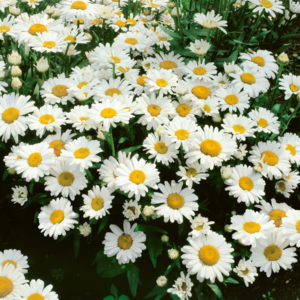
0 249 29 274
233 259 258 287
142 133 179 165
0 93 35 143
279 133 300 165
90 98 133 131
215 86 250 114
194 10 228 33
38 197 78 240
167 272 194 300
185 125 237 170
163 117 200 152
151 52 185 75
67 105 96 132
222 114 256 141
151 180 199 224
256 198 293 228
0 264 27 300
181 232 234 283
115 32 149 52
188 39 211 56
176 162 209 189
80 186 113 220
11 186 28 206
229 210 275 247
275 171 300 198
172 98 198 120
249 141 290 179
250 0 284 18
281 210 300 247
61 136 102 171
146 69 178 95
225 164 266 205
199 97 220 117
136 93 174 130
250 231 297 277
279 73 300 100
27 105 66 137
185 59 217 81
103 220 146 264
15 143 55 182
188 214 215 238
248 107 280 134
123 199 141 221
0 16 15 41
230 65 270 98
114 154 160 200
19 279 59 300
187 80 215 101
240 49 278 79
44 160 87 201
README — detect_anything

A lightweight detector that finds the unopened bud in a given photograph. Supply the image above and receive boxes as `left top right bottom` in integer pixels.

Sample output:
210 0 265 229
221 166 232 179
168 248 179 260
7 51 21 65
11 77 22 89
161 234 169 243
9 6 21 15
142 205 155 217
277 52 289 64
11 66 22 77
212 114 221 123
7 167 16 175
36 57 49 73
156 275 167 287
224 224 233 233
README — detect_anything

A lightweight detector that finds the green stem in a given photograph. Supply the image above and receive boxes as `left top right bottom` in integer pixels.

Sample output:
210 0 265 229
109 128 116 157
280 101 300 136
248 12 263 42
270 63 284 108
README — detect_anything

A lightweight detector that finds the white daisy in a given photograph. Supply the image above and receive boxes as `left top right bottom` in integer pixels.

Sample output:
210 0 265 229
67 105 97 132
11 186 28 206
250 0 284 18
279 73 300 100
151 180 199 224
282 210 300 247
199 97 220 117
0 249 28 274
167 272 194 300
122 199 141 221
188 214 215 238
279 132 300 165
229 209 275 247
172 98 198 121
276 171 300 198
151 52 185 76
225 164 266 205
181 232 234 283
103 220 146 264
250 231 297 277
233 259 258 287
194 10 228 33
185 59 217 82
188 39 211 56
38 197 78 240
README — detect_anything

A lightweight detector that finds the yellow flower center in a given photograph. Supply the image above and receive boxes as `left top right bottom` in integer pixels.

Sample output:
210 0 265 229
79 116 89 121
186 167 197 177
155 79 168 87
264 244 282 261
0 25 10 33
167 193 184 209
28 23 47 35
52 85 68 97
224 94 239 105
175 129 189 140
198 245 220 266
50 209 65 224
117 66 130 73
28 293 45 300
118 234 133 250
126 18 137 26
296 220 300 232
243 221 261 233
65 35 76 43
129 170 146 184
49 140 65 156
77 81 88 89
147 104 161 116
154 142 168 154
105 88 121 97
100 108 117 118
71 1 87 10
42 41 56 49
125 37 138 45
276 181 286 191
260 0 273 8
194 224 204 231
116 20 126 27
192 85 211 99
136 75 148 86
251 56 265 67
92 18 102 25
261 151 278 166
241 268 249 276
110 56 121 64
73 147 90 159
269 209 286 227
257 118 268 128
0 276 13 298
58 171 74 187
176 104 191 117
39 114 55 124
233 125 246 134
239 176 254 191
240 73 256 84
27 152 42 167
286 144 296 156
158 36 167 41
193 66 206 75
203 104 211 113
159 60 177 70
1 260 17 269
91 197 104 211
289 84 300 92
2 107 19 123
200 139 222 157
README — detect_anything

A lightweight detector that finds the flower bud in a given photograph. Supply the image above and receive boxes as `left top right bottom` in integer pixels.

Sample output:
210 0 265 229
78 222 92 237
7 51 22 65
156 275 167 287
11 66 22 77
161 234 169 243
36 57 49 73
84 32 92 41
142 205 155 217
277 52 289 64
168 2 175 7
168 248 179 260
11 77 22 89
224 224 233 233
7 167 16 175
221 166 232 179
9 6 21 15
212 114 222 123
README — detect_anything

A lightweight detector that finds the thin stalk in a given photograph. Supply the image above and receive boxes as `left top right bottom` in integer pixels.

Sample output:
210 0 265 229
109 128 116 157
280 101 300 136
270 63 284 108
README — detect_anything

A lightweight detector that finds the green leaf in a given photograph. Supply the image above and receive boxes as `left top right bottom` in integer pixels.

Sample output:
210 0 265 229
118 295 130 300
118 137 128 144
127 263 140 298
223 277 239 284
97 216 109 234
146 234 163 268
110 284 118 297
145 286 167 299
158 24 181 40
207 283 223 299
120 145 142 154
103 296 115 300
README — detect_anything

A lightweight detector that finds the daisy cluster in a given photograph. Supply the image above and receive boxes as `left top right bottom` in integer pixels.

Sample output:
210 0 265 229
0 0 300 298
0 249 59 300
